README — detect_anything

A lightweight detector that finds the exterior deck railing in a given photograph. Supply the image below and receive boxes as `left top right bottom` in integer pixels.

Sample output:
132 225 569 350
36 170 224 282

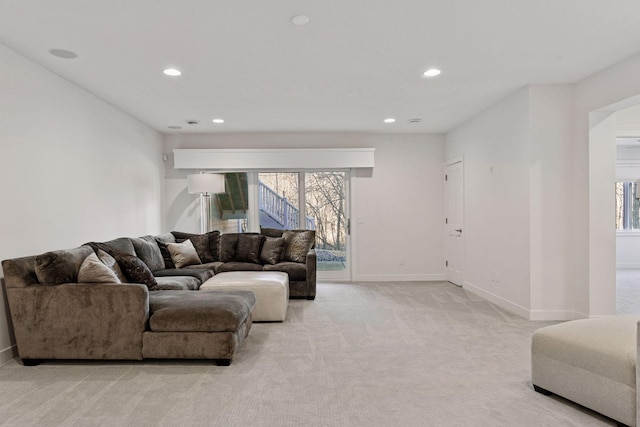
259 181 315 230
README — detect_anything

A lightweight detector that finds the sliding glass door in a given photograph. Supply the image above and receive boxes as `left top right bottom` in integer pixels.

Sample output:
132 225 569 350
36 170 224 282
257 171 350 280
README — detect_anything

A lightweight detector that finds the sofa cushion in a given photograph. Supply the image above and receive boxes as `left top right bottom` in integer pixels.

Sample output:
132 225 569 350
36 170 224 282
155 233 177 269
154 267 214 283
282 230 315 263
215 261 264 274
260 237 285 265
260 227 285 238
219 233 240 262
235 234 265 264
87 237 137 257
34 245 94 285
113 253 159 290
77 252 121 283
131 236 165 272
166 240 202 268
172 231 220 263
155 275 200 290
148 290 256 332
263 261 307 281
95 249 127 282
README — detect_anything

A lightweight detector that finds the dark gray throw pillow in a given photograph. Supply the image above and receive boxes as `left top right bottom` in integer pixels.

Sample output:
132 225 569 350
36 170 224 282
282 230 315 263
131 235 165 272
260 237 285 265
220 233 240 262
235 234 266 264
113 253 158 291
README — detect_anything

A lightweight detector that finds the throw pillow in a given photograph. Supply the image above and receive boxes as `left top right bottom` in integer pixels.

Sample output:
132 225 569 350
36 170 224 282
96 249 128 282
282 230 315 263
166 240 202 268
77 252 121 283
235 234 266 264
113 253 158 290
219 233 240 262
130 236 165 272
260 237 285 265
172 231 220 263
155 233 177 269
34 245 94 285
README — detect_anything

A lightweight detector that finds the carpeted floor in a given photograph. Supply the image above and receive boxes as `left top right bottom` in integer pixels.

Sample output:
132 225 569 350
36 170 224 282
0 281 617 426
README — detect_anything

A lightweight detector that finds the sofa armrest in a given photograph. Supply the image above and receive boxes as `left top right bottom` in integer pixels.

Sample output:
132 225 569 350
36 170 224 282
6 283 149 360
306 249 316 299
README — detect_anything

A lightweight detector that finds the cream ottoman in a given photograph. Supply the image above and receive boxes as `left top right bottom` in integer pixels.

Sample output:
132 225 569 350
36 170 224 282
532 316 640 427
200 271 289 322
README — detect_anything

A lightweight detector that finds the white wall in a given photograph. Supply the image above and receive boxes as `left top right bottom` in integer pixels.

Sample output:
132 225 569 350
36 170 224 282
572 52 640 317
445 88 533 316
445 86 575 319
0 45 165 364
163 133 446 282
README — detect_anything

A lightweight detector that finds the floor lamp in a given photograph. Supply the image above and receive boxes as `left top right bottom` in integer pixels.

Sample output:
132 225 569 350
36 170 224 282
187 173 226 233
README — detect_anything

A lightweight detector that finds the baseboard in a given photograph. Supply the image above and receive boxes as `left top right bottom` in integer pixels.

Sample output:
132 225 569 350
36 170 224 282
462 281 583 321
616 263 640 269
353 273 447 282
0 345 17 366
462 281 530 318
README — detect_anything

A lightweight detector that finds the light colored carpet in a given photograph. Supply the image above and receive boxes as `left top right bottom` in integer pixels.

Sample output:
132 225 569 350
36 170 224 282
617 269 640 315
0 281 617 426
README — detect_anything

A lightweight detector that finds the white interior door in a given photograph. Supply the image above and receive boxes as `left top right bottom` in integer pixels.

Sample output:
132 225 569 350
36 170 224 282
445 160 464 286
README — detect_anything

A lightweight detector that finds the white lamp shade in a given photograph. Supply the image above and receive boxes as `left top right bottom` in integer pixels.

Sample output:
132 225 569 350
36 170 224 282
187 173 225 194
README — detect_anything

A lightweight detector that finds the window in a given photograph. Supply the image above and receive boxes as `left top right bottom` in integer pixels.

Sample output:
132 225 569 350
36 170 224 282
616 181 640 230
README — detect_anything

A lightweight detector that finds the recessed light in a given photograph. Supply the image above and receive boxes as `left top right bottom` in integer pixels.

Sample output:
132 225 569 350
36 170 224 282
212 118 225 124
291 15 310 25
422 68 441 78
186 120 199 125
383 118 396 124
49 49 77 59
163 68 182 77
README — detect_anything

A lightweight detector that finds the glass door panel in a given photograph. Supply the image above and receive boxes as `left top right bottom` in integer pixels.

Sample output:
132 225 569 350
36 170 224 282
258 173 301 230
305 172 349 277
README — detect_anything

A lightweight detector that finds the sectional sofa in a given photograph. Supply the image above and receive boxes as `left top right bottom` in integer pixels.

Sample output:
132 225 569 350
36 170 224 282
1 228 316 365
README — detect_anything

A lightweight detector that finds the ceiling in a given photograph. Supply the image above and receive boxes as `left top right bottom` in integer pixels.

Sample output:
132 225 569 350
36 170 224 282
3 1 640 135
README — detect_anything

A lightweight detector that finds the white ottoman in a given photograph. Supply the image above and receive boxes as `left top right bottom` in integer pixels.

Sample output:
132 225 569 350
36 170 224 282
200 271 289 322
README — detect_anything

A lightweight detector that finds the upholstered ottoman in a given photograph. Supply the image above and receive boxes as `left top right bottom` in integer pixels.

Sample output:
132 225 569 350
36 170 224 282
200 271 289 322
143 290 256 366
532 316 640 427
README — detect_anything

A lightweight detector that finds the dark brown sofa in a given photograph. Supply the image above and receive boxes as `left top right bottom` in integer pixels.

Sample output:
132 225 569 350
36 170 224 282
0 228 316 365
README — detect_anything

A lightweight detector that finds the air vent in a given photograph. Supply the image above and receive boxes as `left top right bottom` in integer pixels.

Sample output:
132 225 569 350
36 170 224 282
408 118 422 123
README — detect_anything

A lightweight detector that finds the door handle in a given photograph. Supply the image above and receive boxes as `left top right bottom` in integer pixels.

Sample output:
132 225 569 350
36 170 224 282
455 228 462 233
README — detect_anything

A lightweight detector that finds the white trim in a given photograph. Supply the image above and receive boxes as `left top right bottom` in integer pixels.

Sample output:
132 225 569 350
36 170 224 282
174 148 375 170
616 263 640 269
353 274 446 282
463 281 586 321
0 345 17 366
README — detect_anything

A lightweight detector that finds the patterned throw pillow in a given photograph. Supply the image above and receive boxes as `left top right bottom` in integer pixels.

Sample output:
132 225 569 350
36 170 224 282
77 252 121 283
166 240 202 268
113 253 158 290
282 230 315 263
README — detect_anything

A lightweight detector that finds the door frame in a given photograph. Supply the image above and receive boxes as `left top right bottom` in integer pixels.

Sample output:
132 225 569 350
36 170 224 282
445 157 464 286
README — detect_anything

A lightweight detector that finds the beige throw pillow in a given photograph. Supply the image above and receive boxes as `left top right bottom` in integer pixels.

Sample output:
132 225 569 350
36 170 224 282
166 240 202 268
77 252 121 283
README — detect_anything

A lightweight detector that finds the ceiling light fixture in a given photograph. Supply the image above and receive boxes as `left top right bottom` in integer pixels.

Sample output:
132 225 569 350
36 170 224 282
163 68 182 77
422 68 441 78
291 15 310 25
49 49 77 59
212 118 225 124
383 118 396 124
